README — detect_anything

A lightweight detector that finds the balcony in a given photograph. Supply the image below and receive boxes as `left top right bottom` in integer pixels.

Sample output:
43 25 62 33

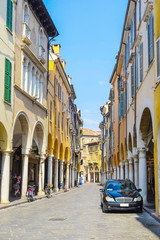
39 45 46 64
22 23 31 46
143 1 153 23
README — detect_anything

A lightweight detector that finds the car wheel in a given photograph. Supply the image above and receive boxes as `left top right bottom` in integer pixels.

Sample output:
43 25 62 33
137 208 143 213
102 204 108 213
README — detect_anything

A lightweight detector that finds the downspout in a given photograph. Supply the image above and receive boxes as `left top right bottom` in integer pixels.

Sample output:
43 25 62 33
134 0 137 145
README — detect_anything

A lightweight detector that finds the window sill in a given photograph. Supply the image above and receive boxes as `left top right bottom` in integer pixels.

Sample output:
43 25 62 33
4 100 11 106
6 27 13 36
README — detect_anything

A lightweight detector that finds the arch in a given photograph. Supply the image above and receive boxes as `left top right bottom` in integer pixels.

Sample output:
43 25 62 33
64 147 69 163
138 107 153 148
12 111 31 153
113 154 116 167
128 132 132 153
54 138 58 158
31 121 45 154
0 122 8 150
120 143 124 162
133 124 137 148
48 133 53 155
60 143 64 160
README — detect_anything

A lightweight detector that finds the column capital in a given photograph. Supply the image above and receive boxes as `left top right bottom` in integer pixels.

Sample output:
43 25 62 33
1 149 12 155
137 147 148 154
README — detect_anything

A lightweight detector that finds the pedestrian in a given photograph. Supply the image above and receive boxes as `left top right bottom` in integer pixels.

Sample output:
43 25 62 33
12 173 19 197
17 174 21 195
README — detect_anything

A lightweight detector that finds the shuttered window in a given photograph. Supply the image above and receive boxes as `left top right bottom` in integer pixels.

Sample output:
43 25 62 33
147 14 154 67
6 0 13 32
131 62 135 98
139 0 141 23
131 10 135 48
140 42 143 82
118 102 121 123
136 53 139 89
4 58 12 103
120 92 125 117
123 55 126 76
156 38 160 82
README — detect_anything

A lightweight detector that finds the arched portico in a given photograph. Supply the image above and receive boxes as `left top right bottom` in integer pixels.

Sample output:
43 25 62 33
0 122 10 203
138 107 154 203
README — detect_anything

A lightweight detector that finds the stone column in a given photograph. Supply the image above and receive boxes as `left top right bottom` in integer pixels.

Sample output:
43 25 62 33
65 163 69 189
125 160 129 179
94 172 95 183
113 167 117 179
99 172 101 183
88 171 90 182
129 158 134 182
138 148 147 201
59 160 64 189
54 158 59 192
1 151 11 203
41 161 45 190
71 167 74 187
120 162 124 179
38 160 42 192
21 154 29 198
133 155 139 187
117 166 120 179
48 155 53 185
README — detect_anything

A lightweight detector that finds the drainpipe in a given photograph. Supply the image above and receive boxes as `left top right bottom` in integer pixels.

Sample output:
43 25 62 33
134 0 137 142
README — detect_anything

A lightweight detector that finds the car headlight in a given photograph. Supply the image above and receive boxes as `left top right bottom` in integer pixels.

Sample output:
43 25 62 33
106 196 115 202
134 196 142 202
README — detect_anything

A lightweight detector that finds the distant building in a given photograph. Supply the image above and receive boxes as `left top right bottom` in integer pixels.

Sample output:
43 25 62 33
80 128 101 182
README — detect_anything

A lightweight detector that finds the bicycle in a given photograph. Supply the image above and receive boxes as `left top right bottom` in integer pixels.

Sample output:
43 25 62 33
45 184 53 198
26 185 35 202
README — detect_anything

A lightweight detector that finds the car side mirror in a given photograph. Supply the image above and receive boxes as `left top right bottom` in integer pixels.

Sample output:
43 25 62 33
137 188 142 192
99 189 104 192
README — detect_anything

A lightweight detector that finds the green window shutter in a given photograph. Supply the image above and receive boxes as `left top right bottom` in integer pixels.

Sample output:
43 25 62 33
120 92 125 117
6 0 13 32
4 58 12 103
118 103 121 123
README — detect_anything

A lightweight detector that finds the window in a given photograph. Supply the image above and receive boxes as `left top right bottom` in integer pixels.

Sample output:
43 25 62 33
127 81 129 109
156 38 160 82
62 115 63 132
136 53 139 89
147 14 154 67
24 3 29 25
50 101 52 121
140 43 143 82
131 61 135 98
58 112 60 129
6 0 13 32
139 0 141 23
130 10 135 48
4 58 12 103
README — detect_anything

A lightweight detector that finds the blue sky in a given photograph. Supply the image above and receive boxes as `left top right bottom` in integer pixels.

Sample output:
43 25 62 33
44 0 128 130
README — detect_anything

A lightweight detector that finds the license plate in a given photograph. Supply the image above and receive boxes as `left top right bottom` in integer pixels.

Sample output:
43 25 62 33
120 203 129 207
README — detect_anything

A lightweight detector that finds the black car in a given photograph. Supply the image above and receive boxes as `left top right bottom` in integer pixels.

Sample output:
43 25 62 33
100 179 143 213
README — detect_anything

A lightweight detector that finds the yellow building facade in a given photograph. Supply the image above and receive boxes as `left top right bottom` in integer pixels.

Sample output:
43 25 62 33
49 44 71 191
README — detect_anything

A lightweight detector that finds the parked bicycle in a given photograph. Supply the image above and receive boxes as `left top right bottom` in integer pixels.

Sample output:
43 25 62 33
26 185 35 202
45 184 52 198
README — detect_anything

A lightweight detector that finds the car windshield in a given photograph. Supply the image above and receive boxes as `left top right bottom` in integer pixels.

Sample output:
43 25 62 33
106 181 136 191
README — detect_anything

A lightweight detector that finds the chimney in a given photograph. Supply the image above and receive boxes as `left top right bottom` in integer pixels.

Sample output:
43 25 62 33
52 44 61 55
68 75 72 84
61 59 66 71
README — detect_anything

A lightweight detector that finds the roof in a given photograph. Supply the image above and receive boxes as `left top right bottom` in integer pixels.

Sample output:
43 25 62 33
85 140 100 146
28 0 59 38
82 128 101 136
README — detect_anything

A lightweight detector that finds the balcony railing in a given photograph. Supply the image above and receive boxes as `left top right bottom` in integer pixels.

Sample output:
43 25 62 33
22 22 31 46
39 45 46 64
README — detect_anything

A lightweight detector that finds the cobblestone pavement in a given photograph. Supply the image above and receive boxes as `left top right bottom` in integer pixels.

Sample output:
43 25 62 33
0 183 160 240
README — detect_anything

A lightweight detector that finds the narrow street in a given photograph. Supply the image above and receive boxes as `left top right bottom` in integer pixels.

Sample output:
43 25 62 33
0 184 160 240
